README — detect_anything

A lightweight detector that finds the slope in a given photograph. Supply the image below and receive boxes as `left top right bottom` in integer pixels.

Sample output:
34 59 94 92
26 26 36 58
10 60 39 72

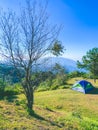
0 87 98 130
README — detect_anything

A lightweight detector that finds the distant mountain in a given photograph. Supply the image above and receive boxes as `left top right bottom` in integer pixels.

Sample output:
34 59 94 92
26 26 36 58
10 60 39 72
34 57 81 72
0 57 83 73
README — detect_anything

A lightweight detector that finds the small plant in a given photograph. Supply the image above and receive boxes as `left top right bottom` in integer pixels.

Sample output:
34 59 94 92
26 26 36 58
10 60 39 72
72 111 82 119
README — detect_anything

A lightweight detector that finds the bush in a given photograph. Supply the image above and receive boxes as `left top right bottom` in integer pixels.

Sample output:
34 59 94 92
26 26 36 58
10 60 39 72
37 80 50 91
68 71 88 79
5 83 23 95
50 74 67 90
0 79 6 94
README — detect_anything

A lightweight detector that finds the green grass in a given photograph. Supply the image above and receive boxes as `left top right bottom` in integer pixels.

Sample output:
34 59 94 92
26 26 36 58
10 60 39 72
0 78 98 129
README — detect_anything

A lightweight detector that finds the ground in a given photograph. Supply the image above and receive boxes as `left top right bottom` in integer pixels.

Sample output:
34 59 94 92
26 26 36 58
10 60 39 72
0 78 98 130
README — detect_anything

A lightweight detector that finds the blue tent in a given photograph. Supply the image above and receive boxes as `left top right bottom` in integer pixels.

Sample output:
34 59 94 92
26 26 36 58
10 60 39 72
72 80 94 93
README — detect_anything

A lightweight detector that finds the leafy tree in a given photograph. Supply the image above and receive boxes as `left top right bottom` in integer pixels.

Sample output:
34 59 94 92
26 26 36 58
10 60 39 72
52 63 67 89
52 63 66 74
77 48 98 82
51 40 64 56
0 0 63 110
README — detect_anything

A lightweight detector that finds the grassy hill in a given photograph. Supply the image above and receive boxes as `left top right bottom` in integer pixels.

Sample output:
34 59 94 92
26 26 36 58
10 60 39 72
0 78 98 130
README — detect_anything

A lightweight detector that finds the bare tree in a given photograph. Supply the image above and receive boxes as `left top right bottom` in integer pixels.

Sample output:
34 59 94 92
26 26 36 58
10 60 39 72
0 0 63 110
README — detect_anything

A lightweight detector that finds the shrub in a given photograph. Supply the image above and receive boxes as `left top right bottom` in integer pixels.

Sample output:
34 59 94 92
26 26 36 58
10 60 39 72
0 79 6 94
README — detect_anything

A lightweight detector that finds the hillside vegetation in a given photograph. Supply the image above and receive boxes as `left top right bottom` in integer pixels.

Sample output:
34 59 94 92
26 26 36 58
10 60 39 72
0 78 98 130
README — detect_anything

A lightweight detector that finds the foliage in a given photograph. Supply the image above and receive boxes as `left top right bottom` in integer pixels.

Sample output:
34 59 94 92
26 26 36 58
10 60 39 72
30 71 54 90
0 64 25 84
77 48 98 82
50 63 67 89
68 71 88 79
51 75 67 90
51 40 65 56
0 79 6 94
34 64 68 91
0 83 23 99
5 83 23 94
52 63 66 74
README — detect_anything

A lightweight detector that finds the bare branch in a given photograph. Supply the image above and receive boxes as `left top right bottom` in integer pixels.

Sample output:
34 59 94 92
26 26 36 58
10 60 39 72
0 0 62 110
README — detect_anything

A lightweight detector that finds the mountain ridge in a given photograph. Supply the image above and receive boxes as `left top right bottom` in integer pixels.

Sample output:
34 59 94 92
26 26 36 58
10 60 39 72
0 57 81 72
36 57 80 72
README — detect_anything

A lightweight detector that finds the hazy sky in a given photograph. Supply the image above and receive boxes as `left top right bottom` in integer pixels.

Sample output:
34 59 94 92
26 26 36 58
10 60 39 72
0 0 98 61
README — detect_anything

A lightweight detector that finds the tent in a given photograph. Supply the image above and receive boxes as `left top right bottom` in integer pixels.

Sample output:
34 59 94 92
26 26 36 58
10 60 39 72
72 80 94 93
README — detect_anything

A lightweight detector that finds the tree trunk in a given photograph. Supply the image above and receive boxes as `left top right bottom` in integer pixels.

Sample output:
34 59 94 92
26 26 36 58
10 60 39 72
27 90 34 110
94 78 96 83
22 79 34 111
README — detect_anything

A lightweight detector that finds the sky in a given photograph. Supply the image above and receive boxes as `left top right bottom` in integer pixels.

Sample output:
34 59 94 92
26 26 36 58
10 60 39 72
0 0 98 61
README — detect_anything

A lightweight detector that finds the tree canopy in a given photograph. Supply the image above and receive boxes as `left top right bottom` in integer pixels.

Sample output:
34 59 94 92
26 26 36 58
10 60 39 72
77 47 98 82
